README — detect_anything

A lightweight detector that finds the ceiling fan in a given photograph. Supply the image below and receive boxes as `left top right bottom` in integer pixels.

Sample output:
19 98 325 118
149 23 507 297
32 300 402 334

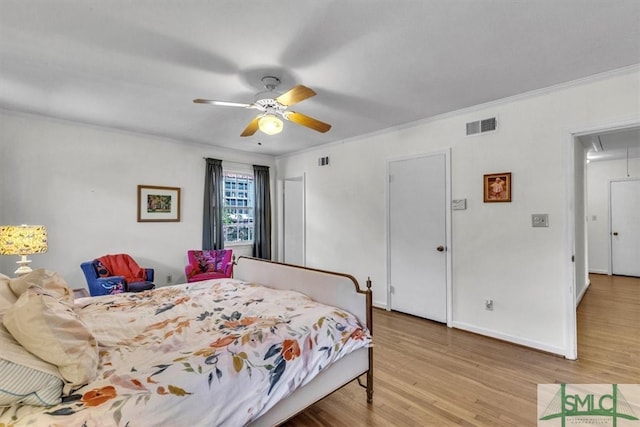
193 76 331 137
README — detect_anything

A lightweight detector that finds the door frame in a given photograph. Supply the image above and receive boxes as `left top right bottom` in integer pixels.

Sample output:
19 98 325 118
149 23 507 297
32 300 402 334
609 177 640 275
385 148 452 326
564 117 640 360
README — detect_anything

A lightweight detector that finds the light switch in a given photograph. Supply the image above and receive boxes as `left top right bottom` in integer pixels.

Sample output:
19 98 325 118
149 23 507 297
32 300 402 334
452 199 467 210
532 214 549 227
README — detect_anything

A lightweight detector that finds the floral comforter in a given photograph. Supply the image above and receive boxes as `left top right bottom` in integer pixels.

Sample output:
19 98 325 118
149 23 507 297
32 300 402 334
0 279 371 426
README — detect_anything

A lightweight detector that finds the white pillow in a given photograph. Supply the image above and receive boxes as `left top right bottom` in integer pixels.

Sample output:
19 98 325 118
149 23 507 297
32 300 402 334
3 288 98 394
9 269 74 305
0 319 63 407
0 273 16 314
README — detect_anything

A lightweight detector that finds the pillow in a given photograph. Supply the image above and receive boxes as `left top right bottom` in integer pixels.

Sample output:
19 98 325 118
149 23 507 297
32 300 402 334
194 250 224 273
9 269 74 305
0 273 16 314
94 260 111 277
0 318 63 407
3 288 98 394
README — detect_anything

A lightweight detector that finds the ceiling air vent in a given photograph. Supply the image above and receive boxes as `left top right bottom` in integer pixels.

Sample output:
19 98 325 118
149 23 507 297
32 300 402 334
466 117 497 136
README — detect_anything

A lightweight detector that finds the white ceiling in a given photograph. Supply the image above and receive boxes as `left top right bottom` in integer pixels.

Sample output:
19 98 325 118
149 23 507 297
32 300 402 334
1 1 639 156
581 127 640 162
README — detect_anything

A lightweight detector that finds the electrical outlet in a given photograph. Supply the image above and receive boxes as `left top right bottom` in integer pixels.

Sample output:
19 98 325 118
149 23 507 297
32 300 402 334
532 213 549 227
485 299 494 311
166 275 172 284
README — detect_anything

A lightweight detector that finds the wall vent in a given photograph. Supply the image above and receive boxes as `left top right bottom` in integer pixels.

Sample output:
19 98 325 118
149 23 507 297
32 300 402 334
466 117 497 135
318 156 330 166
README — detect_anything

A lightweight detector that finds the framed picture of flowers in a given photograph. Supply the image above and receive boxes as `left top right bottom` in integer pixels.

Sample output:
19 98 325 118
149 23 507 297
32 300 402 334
137 185 181 222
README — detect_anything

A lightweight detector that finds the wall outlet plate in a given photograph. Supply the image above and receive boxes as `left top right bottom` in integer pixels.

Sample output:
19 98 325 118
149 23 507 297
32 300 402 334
532 214 549 227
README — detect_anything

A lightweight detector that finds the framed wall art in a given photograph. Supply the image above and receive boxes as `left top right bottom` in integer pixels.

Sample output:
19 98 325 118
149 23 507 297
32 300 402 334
483 172 512 203
137 185 181 222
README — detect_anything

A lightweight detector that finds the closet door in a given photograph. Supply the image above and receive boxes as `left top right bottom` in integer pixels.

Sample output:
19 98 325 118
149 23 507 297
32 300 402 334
388 153 447 322
610 179 640 277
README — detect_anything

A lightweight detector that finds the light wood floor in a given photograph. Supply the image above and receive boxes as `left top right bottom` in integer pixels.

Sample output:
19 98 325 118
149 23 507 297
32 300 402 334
282 274 640 426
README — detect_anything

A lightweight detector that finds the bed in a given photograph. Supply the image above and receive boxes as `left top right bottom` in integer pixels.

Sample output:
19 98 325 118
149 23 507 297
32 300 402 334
0 256 373 426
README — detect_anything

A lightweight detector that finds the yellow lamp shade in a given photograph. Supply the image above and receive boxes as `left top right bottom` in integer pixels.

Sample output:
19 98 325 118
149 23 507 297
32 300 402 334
0 225 48 276
0 225 48 255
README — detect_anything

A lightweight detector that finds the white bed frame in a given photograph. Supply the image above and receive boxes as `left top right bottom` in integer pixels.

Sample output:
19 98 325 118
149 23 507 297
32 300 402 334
233 257 373 426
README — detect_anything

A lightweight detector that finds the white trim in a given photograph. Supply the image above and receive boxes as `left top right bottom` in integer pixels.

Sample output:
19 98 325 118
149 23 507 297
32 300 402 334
607 178 614 276
588 268 609 275
385 149 452 325
385 159 392 311
451 321 566 357
277 64 640 160
563 129 578 360
373 301 388 310
444 149 453 328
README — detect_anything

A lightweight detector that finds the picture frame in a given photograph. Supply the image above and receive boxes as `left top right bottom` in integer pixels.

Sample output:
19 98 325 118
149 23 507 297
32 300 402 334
483 172 512 203
137 185 181 222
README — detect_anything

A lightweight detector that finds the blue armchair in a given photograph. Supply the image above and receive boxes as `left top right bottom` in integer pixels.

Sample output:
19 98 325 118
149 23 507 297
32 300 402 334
80 258 155 296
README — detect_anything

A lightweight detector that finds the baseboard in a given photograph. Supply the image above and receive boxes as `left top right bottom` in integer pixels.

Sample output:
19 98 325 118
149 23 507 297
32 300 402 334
588 268 608 275
373 301 388 310
576 280 591 307
450 321 566 356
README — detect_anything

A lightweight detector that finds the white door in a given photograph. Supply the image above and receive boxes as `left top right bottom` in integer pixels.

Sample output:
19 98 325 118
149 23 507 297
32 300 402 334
388 153 448 322
283 177 305 266
610 178 640 277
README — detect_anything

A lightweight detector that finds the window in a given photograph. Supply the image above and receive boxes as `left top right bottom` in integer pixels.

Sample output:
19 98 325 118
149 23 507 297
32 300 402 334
223 172 254 244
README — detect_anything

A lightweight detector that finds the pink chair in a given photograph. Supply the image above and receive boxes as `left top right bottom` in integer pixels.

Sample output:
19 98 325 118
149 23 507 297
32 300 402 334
185 249 233 283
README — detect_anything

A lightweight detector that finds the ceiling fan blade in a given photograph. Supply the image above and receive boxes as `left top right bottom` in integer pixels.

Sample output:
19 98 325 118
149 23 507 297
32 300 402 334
285 111 332 133
240 117 260 137
193 99 252 108
275 85 316 106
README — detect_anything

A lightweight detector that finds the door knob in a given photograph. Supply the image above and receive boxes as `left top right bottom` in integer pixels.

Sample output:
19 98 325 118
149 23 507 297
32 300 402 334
436 245 445 252
612 232 619 236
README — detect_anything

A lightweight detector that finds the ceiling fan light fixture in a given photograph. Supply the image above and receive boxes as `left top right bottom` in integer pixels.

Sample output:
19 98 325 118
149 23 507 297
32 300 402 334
258 114 283 135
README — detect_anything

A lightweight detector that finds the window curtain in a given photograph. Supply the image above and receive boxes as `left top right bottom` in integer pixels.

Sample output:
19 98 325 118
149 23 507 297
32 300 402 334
253 165 271 259
203 158 224 250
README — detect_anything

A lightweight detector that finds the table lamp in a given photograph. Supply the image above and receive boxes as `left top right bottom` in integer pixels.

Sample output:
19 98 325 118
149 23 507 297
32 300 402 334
0 224 48 276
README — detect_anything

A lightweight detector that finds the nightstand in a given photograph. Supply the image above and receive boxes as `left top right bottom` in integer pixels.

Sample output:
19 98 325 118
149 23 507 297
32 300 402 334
72 288 89 299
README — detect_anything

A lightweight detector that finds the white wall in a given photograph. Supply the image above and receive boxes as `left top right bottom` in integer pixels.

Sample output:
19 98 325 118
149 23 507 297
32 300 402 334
586 157 640 274
276 70 640 356
0 111 275 290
